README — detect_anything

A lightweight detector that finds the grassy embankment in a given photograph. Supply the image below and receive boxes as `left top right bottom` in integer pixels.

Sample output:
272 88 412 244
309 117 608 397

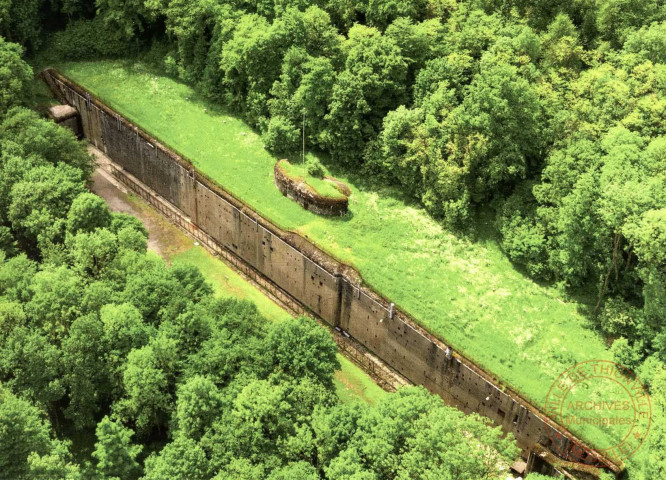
54 59 640 454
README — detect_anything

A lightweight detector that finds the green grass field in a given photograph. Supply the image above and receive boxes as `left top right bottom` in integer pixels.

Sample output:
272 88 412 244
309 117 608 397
54 59 635 453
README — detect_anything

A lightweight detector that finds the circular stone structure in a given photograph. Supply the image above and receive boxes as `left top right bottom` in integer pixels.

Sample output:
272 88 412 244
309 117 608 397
274 160 349 216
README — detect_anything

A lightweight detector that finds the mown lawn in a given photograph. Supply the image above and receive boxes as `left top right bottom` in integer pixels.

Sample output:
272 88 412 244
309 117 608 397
55 59 630 452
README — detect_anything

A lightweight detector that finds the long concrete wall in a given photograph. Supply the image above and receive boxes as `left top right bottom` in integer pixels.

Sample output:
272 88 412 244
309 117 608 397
43 69 619 477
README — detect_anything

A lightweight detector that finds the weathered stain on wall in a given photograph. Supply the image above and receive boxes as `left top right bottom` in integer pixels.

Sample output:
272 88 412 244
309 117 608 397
42 69 619 477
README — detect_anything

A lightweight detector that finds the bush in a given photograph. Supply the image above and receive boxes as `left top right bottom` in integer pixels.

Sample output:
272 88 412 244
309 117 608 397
305 157 325 178
50 18 138 61
0 37 33 115
598 297 645 340
496 184 548 278
263 115 300 157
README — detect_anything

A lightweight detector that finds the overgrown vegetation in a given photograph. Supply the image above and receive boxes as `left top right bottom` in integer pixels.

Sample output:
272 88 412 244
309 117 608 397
29 0 665 388
277 159 346 200
52 58 621 451
1 0 665 475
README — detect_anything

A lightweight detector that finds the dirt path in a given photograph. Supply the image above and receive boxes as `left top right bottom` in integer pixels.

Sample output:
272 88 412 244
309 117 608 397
88 146 192 259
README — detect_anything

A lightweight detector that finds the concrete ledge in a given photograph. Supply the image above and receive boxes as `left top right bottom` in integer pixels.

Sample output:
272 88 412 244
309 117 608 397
47 104 78 121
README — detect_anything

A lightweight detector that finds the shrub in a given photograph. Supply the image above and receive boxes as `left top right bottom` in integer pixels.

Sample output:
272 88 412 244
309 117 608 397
305 157 325 178
496 184 548 278
0 37 33 115
50 18 138 61
263 115 300 157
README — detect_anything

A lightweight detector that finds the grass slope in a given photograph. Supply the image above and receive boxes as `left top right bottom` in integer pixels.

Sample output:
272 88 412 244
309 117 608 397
56 59 627 450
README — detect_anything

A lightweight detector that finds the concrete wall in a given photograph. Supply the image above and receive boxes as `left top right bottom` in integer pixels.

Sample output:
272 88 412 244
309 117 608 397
43 69 619 476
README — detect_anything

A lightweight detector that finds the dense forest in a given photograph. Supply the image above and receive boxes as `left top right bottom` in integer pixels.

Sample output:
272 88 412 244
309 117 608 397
0 0 665 477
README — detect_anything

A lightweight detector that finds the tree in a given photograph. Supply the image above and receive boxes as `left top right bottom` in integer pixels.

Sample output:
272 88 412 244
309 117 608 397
326 387 519 479
0 300 26 342
142 436 210 480
9 163 87 252
100 303 155 394
540 14 583 73
0 0 43 51
219 13 280 123
322 24 407 163
170 262 214 302
92 416 142 479
311 403 364 469
267 461 319 480
0 386 54 478
385 18 446 84
0 37 33 114
624 21 666 64
115 337 177 434
25 266 84 341
265 316 339 388
122 262 182 324
95 0 162 41
173 375 224 440
365 0 429 29
444 55 544 203
66 193 112 235
27 440 82 480
0 108 92 173
0 327 65 409
596 0 663 46
0 253 37 303
62 313 108 429
67 229 119 278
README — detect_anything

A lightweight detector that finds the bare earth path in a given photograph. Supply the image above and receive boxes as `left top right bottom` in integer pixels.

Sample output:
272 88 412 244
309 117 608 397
89 146 192 258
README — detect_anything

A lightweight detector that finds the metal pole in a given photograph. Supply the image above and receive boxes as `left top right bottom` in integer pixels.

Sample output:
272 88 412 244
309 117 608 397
302 110 306 177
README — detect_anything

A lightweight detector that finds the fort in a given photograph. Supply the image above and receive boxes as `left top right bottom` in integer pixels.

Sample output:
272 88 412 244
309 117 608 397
273 160 349 216
43 68 622 479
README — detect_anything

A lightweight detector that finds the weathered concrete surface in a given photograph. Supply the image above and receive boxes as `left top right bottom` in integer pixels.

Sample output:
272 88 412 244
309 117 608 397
44 69 618 477
47 104 82 137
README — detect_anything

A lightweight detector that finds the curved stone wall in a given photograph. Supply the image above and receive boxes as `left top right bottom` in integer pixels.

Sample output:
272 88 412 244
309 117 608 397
274 161 349 216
